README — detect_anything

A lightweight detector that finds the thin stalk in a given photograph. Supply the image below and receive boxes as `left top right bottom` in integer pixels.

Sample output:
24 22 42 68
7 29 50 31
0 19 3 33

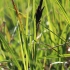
11 0 26 70
32 0 37 69
25 0 30 70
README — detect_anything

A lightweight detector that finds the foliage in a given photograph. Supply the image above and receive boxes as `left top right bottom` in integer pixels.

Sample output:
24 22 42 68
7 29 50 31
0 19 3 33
0 0 70 70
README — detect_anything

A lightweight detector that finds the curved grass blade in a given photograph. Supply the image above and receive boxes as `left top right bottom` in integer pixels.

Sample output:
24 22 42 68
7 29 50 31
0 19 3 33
0 33 22 70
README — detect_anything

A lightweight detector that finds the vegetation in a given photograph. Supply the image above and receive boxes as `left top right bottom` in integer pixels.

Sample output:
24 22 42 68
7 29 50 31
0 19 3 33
0 0 70 70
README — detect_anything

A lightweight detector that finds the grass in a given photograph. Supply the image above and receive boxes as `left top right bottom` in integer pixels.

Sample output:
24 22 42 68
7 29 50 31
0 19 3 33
0 0 70 70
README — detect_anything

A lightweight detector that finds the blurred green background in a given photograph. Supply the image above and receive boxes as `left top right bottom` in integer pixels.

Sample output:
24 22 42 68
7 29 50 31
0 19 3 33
0 0 70 70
